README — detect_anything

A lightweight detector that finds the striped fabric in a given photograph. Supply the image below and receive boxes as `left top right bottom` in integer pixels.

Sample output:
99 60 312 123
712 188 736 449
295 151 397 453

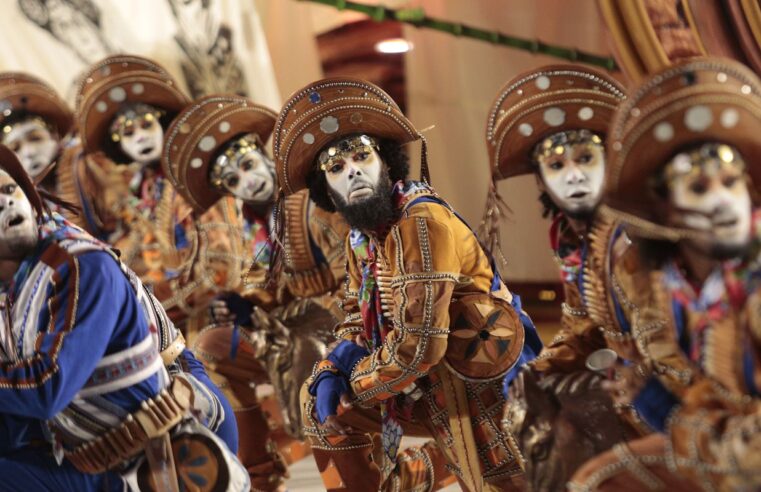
0 215 166 448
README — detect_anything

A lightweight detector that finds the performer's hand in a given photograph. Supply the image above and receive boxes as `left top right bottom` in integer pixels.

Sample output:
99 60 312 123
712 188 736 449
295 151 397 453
210 299 235 325
312 371 352 425
210 293 254 327
353 334 367 347
601 361 649 408
321 394 354 435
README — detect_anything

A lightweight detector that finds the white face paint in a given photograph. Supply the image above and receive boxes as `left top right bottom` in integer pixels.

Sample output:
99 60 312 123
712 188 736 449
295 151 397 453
2 119 59 179
323 145 383 205
0 171 38 260
117 114 163 164
536 138 605 216
216 146 276 204
665 145 751 253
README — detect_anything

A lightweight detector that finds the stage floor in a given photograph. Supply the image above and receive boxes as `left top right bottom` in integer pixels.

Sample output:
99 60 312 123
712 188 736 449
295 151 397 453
286 437 461 491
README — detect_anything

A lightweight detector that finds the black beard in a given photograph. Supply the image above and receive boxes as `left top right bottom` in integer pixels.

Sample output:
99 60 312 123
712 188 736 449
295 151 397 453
561 205 597 222
709 241 751 261
330 177 397 231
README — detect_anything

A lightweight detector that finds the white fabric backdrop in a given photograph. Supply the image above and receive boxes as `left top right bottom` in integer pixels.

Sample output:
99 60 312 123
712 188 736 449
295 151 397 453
0 0 280 108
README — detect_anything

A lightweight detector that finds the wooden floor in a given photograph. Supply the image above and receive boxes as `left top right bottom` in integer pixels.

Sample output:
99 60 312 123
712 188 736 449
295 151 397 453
286 437 461 491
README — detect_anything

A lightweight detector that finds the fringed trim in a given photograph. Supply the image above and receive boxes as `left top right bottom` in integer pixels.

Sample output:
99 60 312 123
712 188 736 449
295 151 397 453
419 133 431 185
583 214 619 333
38 188 80 215
258 188 286 289
478 177 511 268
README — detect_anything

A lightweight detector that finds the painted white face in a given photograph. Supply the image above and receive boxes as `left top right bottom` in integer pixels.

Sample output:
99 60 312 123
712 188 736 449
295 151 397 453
2 119 59 179
117 114 163 164
322 143 383 205
664 144 751 254
536 136 605 217
216 145 276 204
0 171 38 260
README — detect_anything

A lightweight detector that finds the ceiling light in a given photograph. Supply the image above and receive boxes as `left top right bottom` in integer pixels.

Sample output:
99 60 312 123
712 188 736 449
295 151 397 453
374 38 413 54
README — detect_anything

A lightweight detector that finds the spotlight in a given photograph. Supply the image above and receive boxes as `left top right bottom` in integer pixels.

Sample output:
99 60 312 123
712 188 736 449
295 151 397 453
374 38 413 54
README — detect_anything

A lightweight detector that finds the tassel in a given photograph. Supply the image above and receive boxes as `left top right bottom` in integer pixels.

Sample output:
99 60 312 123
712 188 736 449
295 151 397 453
261 188 287 289
477 177 511 268
38 188 81 216
419 134 431 186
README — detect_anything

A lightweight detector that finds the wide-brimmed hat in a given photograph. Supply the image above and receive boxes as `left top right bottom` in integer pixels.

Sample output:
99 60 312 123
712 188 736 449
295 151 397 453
274 76 422 196
77 54 189 155
486 64 626 180
162 94 278 213
0 72 73 137
605 56 761 222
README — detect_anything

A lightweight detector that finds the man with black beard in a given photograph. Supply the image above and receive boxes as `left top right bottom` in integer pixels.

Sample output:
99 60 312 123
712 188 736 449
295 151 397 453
274 77 541 491
306 133 401 231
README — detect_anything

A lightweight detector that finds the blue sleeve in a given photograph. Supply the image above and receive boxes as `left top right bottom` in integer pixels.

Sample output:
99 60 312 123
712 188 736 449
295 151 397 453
179 349 239 453
633 376 679 432
502 294 542 396
0 252 122 419
327 340 369 376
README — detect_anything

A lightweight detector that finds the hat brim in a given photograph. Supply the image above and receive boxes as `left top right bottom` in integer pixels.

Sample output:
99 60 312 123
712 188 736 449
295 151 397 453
277 99 418 195
79 72 188 154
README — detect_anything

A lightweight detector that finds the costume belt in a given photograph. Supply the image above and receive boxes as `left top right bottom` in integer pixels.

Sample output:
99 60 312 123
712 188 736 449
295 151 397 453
65 377 193 474
160 333 186 365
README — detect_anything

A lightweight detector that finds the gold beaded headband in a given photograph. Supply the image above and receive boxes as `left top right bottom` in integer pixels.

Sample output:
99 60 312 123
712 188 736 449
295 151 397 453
210 133 265 187
531 129 602 162
1 116 53 138
318 134 379 171
660 143 745 184
109 107 163 142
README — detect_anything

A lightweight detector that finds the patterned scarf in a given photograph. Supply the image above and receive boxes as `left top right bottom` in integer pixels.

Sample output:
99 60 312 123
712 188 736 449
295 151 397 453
549 213 583 284
663 262 736 364
664 210 761 364
130 165 164 220
242 205 272 270
348 180 435 472
349 181 434 349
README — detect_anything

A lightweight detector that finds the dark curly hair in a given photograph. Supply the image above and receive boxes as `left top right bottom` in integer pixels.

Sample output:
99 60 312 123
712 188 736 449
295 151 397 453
306 136 410 212
537 189 561 219
1 111 59 135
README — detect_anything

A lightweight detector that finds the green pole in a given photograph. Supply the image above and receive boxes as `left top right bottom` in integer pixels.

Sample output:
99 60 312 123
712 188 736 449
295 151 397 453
298 0 618 71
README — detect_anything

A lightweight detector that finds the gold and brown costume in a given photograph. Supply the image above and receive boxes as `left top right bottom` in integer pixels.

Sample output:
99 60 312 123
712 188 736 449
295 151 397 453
570 57 761 491
61 56 246 327
302 185 529 491
275 77 537 491
480 65 626 379
162 93 349 491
